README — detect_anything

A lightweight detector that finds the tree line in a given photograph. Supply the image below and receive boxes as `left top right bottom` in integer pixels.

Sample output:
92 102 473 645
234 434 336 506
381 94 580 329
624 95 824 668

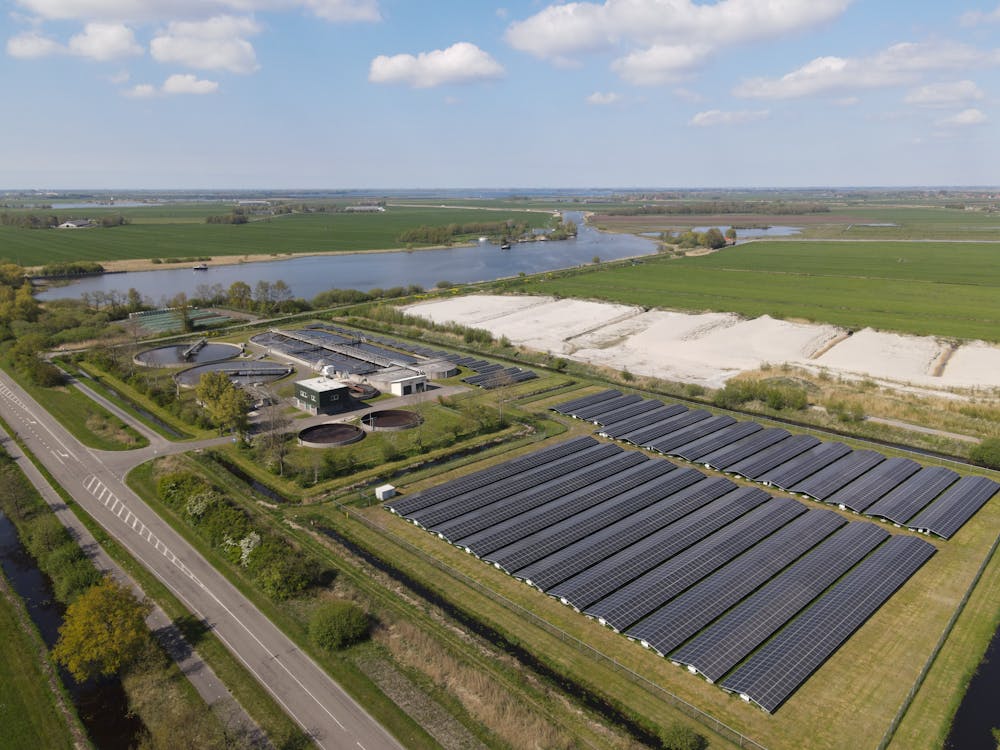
398 220 530 245
0 212 128 228
604 201 831 216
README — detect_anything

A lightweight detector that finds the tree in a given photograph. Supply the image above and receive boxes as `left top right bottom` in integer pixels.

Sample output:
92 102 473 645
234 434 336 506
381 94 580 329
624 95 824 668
196 371 251 437
309 600 369 651
702 227 726 249
227 281 252 310
253 280 272 313
658 722 707 750
52 578 151 682
724 227 737 243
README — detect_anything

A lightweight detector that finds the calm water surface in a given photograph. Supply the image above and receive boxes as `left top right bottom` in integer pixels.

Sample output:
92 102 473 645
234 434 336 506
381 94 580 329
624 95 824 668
39 211 656 303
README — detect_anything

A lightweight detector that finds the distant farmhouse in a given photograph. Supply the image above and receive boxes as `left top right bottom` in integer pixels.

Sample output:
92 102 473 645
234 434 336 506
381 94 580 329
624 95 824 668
344 204 385 213
57 219 94 229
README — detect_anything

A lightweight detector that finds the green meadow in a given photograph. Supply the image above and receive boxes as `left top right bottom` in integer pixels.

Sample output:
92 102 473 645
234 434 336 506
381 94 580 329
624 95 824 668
0 205 548 266
524 240 1000 342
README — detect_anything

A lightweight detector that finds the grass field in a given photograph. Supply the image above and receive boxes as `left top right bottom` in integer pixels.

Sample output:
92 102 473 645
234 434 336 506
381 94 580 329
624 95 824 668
1 206 549 267
0 579 77 750
523 240 1000 341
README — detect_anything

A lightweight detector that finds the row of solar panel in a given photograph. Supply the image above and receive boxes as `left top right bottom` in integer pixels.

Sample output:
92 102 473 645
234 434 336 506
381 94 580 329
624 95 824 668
386 437 935 712
551 390 998 540
463 367 539 390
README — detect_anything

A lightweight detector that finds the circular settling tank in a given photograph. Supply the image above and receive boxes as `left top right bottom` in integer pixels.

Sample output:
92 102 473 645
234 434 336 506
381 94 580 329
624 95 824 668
361 409 423 431
298 423 366 448
174 360 291 388
347 383 380 400
135 342 242 368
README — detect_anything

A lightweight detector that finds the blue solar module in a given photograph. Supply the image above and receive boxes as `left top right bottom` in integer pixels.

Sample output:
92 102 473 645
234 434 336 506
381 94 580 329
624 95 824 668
587 398 663 427
671 522 890 683
626 509 846 655
757 442 852 490
700 428 791 470
552 389 621 415
621 409 711 447
725 434 821 479
671 422 763 462
410 442 621 528
907 475 1000 539
387 436 596 516
548 487 770 610
646 415 738 455
585 496 805 632
824 457 923 512
456 458 674 555
787 450 885 498
573 394 643 421
488 467 705 574
720 535 935 713
600 404 687 438
864 466 960 524
517 476 737 591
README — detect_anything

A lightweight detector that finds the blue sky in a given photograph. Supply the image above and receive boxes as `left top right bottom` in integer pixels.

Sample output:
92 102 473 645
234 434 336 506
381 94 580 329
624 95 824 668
2 0 999 189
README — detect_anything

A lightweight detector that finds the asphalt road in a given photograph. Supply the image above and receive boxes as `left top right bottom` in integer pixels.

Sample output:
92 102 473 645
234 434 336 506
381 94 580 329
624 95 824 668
0 370 403 750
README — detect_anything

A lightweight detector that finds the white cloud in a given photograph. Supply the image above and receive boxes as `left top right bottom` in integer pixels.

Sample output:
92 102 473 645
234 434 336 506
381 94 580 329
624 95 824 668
6 30 63 58
904 80 983 108
960 4 1000 25
124 82 156 97
735 41 1000 99
689 108 768 126
151 16 259 73
369 42 504 88
162 73 219 94
108 69 130 83
124 74 220 97
68 22 142 60
936 108 988 127
14 0 381 22
586 91 619 105
505 0 851 84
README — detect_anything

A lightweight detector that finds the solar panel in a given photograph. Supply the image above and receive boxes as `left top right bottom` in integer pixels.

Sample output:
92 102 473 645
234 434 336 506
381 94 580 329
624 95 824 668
824 457 922 512
587 399 663 427
548 487 770 610
627 509 846 655
646 415 738 455
410 442 621 528
435 451 647 543
720 535 935 713
907 475 1000 539
572 394 643 421
725 434 821 479
757 442 852 490
671 522 889 683
457 458 673 555
864 466 960 524
586 496 805 632
671 422 763 462
517 476 737 591
600 404 687 438
701 428 791 470
387 436 596 515
488 467 705 574
620 409 711 447
552 389 621 415
788 450 885 499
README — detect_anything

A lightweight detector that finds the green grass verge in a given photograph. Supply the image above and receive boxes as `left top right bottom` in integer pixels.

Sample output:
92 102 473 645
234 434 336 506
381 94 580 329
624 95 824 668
523 240 1000 341
0 574 81 750
126 461 440 750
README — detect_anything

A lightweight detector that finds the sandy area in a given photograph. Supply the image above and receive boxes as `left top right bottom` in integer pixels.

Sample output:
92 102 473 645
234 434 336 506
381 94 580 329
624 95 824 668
403 294 1000 393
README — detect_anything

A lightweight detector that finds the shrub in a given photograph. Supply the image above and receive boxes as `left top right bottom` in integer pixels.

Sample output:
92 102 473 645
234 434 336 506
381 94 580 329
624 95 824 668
970 437 1000 470
658 722 707 750
309 600 369 652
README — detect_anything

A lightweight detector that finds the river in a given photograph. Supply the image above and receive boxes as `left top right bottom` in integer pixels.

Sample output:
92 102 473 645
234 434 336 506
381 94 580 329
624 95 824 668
38 212 656 303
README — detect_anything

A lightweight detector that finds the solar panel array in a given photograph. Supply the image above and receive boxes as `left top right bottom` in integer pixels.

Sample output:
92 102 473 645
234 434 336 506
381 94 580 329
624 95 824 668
387 435 937 711
551 392 998 539
316 323 539 387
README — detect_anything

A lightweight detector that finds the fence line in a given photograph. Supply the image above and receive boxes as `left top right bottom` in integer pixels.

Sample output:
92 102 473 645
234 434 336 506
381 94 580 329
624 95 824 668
337 500 767 750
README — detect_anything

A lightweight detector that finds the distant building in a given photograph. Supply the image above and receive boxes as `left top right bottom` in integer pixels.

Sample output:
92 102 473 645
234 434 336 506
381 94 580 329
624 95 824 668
294 377 351 415
57 219 94 229
344 205 385 213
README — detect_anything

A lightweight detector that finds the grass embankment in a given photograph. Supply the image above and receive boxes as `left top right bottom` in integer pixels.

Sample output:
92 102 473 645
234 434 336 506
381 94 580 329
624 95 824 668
0 577 81 750
3 206 548 266
523 240 1000 342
